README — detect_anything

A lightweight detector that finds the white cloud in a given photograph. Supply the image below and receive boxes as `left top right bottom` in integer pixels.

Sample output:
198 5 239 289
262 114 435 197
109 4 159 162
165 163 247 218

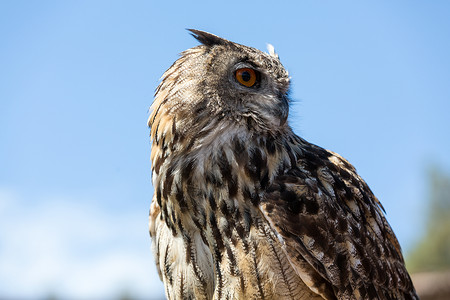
0 187 165 299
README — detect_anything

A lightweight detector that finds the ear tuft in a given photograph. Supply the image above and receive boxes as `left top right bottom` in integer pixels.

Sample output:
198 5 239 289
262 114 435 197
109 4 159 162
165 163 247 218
266 44 279 59
188 29 230 47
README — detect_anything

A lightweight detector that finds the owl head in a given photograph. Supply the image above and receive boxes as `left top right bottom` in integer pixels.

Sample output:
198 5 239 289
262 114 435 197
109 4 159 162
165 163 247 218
149 30 291 142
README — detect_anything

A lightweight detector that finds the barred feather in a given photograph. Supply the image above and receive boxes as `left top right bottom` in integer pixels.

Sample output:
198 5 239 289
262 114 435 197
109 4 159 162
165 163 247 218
148 30 418 300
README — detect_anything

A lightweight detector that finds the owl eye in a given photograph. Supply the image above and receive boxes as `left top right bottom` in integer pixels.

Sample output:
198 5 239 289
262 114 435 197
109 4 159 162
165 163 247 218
235 68 257 87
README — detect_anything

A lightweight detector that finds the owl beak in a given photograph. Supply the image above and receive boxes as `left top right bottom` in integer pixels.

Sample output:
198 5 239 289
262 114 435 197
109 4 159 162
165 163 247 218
279 94 289 126
280 113 288 126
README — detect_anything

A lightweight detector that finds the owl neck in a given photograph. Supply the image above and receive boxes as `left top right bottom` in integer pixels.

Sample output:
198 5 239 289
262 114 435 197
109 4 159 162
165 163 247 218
151 117 302 236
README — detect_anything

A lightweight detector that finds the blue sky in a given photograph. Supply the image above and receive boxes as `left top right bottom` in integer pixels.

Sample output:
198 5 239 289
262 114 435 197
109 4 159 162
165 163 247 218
1 1 449 299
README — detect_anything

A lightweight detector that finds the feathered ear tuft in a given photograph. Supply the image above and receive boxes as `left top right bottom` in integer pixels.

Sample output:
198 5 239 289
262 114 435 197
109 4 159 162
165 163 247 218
188 29 230 47
266 44 279 59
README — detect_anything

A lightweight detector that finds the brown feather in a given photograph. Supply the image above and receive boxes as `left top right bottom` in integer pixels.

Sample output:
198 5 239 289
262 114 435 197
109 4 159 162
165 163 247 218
148 30 418 300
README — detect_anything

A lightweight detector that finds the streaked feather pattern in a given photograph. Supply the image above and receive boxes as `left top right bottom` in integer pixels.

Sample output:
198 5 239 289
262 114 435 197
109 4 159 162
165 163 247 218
148 30 418 299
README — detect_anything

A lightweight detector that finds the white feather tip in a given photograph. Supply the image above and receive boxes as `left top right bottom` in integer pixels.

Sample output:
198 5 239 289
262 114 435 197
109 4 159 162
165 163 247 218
266 43 278 58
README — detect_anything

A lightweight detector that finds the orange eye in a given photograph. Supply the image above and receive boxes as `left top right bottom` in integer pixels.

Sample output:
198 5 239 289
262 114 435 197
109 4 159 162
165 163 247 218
235 68 257 87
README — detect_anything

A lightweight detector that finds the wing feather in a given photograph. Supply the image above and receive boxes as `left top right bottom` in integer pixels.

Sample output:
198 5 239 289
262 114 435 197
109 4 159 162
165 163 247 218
259 138 418 299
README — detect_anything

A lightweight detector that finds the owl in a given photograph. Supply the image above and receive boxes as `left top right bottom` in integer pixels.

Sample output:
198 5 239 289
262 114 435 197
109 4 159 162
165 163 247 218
148 30 418 300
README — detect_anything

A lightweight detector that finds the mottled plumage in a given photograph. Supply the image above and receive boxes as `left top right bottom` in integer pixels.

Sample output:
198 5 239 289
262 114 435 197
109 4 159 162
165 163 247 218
148 30 418 300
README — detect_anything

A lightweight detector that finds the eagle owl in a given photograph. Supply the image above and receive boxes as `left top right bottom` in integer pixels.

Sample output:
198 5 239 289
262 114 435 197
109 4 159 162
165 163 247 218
148 30 418 300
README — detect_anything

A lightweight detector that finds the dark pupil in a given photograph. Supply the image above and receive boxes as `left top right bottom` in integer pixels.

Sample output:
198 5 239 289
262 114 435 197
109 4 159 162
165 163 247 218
241 71 251 82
